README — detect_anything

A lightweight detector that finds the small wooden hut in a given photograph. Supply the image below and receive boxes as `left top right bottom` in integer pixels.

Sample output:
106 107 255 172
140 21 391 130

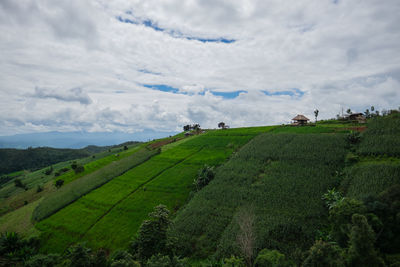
292 114 310 126
346 113 366 123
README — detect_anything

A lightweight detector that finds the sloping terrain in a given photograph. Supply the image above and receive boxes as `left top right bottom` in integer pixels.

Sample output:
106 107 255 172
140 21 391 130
35 127 274 252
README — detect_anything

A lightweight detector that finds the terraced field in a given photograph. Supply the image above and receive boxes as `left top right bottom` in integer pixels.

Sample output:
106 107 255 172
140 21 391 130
36 127 274 252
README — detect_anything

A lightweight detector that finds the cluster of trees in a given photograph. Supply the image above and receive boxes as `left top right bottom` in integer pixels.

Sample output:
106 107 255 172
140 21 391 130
183 124 200 132
301 185 400 266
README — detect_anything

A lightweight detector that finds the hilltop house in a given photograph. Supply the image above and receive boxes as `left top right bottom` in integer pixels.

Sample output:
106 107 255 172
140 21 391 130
292 114 310 126
346 113 366 123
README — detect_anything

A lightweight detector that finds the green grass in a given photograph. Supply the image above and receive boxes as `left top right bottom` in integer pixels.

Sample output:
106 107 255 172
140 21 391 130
0 143 140 201
170 133 348 260
341 162 400 200
271 125 335 134
358 113 400 157
32 147 158 222
35 127 275 253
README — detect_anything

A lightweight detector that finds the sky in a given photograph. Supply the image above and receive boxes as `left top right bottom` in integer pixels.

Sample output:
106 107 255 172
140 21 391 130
0 0 399 136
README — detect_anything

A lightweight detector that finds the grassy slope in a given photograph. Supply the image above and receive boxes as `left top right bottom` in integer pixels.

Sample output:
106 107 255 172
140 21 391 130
32 147 158 222
36 127 275 252
0 142 140 204
340 113 400 200
170 131 348 260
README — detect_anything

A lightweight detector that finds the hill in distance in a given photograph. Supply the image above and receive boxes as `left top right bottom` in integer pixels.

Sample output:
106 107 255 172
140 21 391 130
0 129 178 149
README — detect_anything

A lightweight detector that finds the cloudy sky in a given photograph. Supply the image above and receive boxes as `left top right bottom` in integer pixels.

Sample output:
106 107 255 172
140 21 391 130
0 0 399 136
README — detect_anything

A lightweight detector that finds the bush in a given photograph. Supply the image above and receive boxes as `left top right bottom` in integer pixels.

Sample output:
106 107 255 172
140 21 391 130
110 250 139 267
74 165 85 174
24 254 60 267
71 161 78 170
346 214 384 266
36 185 43 193
222 255 245 267
44 166 53 175
346 131 361 145
302 240 344 267
14 178 24 189
193 165 215 191
55 179 64 188
254 249 289 267
134 205 171 260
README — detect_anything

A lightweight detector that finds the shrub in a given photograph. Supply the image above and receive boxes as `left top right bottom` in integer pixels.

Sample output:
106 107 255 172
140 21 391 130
110 250 139 267
193 165 215 191
36 185 43 193
24 254 60 267
74 165 85 174
346 131 361 145
55 179 64 188
346 214 384 266
71 161 78 170
222 255 245 267
14 178 24 188
134 205 171 260
254 249 289 267
302 240 344 267
44 166 53 175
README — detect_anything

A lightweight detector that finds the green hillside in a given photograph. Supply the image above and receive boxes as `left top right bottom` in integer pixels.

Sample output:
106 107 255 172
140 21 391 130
0 113 399 266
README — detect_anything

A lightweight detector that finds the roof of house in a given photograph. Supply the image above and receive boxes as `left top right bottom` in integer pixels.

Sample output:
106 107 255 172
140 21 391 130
292 114 310 121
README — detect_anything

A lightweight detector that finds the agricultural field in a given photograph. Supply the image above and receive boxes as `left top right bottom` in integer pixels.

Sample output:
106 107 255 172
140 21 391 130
35 126 275 252
340 113 400 199
0 142 141 216
170 132 348 260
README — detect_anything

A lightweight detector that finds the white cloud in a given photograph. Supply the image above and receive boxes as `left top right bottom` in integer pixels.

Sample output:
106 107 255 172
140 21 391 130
0 0 399 136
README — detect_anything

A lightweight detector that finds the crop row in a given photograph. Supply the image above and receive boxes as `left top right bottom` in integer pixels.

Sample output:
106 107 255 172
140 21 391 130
32 147 159 222
36 130 268 252
170 133 348 259
340 163 400 200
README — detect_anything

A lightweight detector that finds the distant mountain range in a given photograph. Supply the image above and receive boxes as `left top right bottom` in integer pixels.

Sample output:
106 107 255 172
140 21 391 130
0 130 178 149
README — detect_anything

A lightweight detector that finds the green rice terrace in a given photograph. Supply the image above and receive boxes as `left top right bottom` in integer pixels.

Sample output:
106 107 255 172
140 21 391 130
0 112 399 266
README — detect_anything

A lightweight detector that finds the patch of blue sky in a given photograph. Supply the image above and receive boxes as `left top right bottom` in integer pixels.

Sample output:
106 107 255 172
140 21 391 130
262 88 305 98
116 14 235 44
210 90 247 99
143 84 246 99
143 84 180 94
138 69 161 75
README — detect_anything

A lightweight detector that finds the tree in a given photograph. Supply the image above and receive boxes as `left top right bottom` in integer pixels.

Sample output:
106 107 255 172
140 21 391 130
64 243 92 267
55 179 64 188
371 106 375 112
223 256 246 267
314 109 319 123
124 145 128 151
133 205 171 260
193 165 214 191
346 108 352 115
236 208 255 266
183 125 190 131
218 122 226 129
329 198 366 246
254 249 290 267
346 214 384 266
192 124 201 131
110 250 139 267
302 240 344 267
364 109 370 118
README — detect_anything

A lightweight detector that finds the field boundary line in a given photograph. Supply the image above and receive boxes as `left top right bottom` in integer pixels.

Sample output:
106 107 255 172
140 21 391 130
80 147 204 238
